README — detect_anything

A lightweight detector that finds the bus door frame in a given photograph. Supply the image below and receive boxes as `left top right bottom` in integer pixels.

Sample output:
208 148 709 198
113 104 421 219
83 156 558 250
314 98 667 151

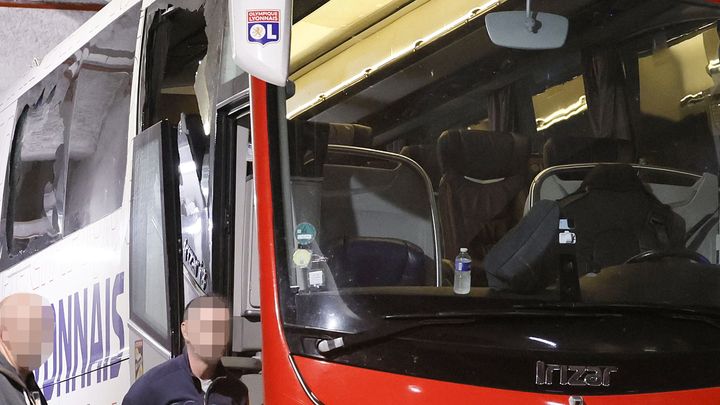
128 120 185 365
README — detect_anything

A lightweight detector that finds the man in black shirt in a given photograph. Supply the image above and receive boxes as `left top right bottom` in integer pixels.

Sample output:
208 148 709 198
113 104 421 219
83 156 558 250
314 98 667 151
122 296 248 405
0 293 54 405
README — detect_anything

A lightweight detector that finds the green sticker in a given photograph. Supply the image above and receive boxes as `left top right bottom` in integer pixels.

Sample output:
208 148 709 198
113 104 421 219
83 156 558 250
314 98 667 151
295 222 317 245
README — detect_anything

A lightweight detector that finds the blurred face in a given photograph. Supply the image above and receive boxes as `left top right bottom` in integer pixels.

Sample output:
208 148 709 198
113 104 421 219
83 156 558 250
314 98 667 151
0 293 55 370
181 306 230 361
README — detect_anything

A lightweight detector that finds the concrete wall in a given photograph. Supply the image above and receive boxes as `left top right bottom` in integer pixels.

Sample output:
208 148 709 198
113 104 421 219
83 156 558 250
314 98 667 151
0 4 105 97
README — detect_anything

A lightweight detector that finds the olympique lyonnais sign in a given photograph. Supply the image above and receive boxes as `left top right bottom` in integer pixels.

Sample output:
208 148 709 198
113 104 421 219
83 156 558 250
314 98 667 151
247 9 280 45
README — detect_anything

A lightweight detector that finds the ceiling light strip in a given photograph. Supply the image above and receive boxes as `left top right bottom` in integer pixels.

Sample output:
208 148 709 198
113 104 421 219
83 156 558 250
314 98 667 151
288 0 503 118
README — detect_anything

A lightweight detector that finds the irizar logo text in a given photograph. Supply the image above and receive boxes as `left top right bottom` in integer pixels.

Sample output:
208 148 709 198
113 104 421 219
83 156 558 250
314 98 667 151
535 361 618 387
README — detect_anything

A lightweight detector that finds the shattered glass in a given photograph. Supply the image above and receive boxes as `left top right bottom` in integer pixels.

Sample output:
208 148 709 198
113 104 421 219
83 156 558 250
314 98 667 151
2 5 140 264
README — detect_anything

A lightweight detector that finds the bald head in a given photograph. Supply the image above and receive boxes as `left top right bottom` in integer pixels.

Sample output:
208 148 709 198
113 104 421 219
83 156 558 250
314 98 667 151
0 293 54 370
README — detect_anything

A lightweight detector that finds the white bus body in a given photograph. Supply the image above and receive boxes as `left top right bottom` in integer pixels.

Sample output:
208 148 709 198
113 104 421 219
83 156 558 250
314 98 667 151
0 3 139 403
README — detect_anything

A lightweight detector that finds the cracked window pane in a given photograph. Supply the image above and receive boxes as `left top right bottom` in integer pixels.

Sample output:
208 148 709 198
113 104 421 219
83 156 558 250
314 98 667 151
64 9 137 234
2 5 139 264
5 63 74 256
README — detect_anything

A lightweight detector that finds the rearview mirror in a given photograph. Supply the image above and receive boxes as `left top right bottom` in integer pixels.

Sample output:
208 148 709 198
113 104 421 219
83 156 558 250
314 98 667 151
485 10 568 50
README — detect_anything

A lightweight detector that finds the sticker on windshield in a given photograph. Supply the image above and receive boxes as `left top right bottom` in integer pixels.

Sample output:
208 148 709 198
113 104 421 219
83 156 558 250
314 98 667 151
292 249 312 268
308 270 324 287
247 10 280 45
295 222 317 246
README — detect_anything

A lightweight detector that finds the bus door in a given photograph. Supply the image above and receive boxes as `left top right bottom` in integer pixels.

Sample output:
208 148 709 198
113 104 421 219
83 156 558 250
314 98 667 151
128 2 217 380
129 3 264 400
216 91 264 405
128 120 185 379
127 96 227 386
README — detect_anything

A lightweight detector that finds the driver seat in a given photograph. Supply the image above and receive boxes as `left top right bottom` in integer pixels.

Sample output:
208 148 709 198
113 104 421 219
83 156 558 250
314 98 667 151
485 164 687 292
559 164 686 275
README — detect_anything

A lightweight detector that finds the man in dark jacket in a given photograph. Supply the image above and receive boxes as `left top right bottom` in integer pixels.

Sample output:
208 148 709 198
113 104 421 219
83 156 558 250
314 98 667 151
122 296 248 405
0 293 54 405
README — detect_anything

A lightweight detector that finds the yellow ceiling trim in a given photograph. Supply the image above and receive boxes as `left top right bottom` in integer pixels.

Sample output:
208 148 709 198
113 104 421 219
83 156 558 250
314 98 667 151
288 0 504 118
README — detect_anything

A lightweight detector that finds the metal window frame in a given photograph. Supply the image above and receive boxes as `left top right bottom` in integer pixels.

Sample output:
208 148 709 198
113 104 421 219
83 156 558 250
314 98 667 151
528 162 703 207
326 144 443 286
128 120 185 356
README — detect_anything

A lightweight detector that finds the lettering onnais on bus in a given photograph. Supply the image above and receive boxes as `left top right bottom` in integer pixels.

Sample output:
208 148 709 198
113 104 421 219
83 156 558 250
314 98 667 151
35 273 125 400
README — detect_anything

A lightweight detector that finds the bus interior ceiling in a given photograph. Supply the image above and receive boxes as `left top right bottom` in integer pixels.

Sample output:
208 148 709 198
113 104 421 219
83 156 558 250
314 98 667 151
291 0 720 156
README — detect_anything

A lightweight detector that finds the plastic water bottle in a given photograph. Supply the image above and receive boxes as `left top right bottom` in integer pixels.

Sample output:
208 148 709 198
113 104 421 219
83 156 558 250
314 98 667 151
454 248 471 294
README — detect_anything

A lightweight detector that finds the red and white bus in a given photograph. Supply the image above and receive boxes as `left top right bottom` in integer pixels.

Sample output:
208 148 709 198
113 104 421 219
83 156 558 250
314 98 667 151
3 0 720 404
254 0 720 404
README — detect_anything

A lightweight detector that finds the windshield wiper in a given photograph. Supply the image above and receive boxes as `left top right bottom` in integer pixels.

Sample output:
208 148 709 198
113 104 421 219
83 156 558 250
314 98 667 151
317 304 720 355
385 308 624 320
317 318 472 353
514 302 720 330
317 308 621 355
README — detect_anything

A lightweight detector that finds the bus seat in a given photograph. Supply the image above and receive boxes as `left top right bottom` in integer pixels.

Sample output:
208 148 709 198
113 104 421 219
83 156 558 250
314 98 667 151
325 123 375 167
437 129 528 261
290 122 372 175
543 136 634 167
328 237 426 287
526 163 719 263
488 165 688 292
13 218 54 239
559 164 686 275
320 162 435 262
327 123 373 147
400 144 442 189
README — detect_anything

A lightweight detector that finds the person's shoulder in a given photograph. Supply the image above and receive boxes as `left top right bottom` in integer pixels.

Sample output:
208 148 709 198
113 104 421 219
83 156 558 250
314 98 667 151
140 355 187 382
0 372 24 405
123 356 187 401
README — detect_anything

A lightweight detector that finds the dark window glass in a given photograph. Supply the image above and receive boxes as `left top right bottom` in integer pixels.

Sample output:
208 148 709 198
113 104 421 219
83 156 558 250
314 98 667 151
129 122 172 349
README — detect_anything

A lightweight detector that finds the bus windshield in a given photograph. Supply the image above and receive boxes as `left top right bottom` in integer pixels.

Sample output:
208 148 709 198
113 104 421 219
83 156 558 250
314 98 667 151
279 0 720 337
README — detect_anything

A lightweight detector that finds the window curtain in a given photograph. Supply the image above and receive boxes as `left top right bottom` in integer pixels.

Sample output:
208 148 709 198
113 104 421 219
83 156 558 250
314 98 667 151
488 80 536 137
582 46 636 140
488 85 516 133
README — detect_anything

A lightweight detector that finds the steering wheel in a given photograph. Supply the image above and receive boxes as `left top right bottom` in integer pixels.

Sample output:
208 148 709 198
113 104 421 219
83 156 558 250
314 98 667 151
625 249 710 264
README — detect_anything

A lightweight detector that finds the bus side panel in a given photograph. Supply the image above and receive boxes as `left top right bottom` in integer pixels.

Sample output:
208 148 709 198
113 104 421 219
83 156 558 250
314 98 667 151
0 1 145 404
43 359 132 405
0 213 130 404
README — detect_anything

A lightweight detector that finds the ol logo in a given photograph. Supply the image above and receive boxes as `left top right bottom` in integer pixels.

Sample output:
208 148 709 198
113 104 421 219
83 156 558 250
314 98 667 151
247 9 280 45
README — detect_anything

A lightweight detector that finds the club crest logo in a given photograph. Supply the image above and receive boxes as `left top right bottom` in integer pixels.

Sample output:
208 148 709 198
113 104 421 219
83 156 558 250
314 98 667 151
247 10 280 45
